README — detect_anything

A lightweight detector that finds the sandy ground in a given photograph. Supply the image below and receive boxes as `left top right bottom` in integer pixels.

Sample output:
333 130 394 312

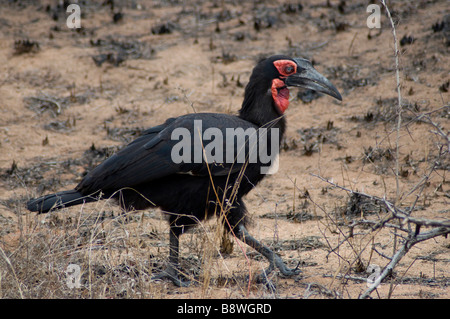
0 0 448 299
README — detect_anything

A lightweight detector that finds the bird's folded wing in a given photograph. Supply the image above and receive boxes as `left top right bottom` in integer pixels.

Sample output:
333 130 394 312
76 113 260 193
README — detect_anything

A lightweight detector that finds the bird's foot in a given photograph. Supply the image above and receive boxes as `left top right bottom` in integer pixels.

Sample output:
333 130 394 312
255 259 301 290
275 257 302 277
152 265 190 287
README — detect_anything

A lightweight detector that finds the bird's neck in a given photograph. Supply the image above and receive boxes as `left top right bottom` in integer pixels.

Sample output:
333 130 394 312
238 82 286 139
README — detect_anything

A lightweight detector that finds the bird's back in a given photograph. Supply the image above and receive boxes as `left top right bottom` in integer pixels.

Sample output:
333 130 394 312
76 113 279 201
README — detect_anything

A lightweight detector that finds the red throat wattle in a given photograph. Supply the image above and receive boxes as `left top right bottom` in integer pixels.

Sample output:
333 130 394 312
271 78 289 114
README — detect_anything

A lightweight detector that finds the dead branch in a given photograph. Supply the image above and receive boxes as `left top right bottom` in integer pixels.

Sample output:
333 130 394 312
359 226 449 299
311 174 450 229
310 173 450 298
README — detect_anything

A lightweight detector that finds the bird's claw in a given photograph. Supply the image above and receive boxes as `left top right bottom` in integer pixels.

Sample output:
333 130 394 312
279 262 302 277
255 259 301 289
274 256 302 277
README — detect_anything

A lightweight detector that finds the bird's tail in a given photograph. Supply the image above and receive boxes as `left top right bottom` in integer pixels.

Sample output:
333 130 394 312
27 190 96 214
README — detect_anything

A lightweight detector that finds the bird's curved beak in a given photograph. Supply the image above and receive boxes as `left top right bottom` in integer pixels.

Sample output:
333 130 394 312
285 58 342 101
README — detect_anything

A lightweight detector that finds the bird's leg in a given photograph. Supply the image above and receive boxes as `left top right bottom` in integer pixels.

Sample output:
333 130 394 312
152 226 190 287
235 224 300 280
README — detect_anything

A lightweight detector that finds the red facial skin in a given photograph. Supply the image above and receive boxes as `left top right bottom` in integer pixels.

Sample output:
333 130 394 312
271 79 289 114
273 60 297 78
271 60 297 114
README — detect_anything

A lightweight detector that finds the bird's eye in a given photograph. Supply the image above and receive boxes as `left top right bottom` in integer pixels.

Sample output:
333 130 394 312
284 65 294 74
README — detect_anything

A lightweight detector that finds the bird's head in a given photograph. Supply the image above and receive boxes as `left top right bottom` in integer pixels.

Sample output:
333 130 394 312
269 55 342 114
241 55 342 120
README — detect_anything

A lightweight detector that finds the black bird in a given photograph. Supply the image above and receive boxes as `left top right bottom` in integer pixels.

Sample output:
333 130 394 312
27 55 342 286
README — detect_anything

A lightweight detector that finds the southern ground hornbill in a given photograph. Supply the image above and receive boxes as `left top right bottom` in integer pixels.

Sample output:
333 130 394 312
27 55 342 286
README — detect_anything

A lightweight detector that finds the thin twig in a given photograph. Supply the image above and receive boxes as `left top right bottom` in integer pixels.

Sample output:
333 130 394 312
380 0 403 204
